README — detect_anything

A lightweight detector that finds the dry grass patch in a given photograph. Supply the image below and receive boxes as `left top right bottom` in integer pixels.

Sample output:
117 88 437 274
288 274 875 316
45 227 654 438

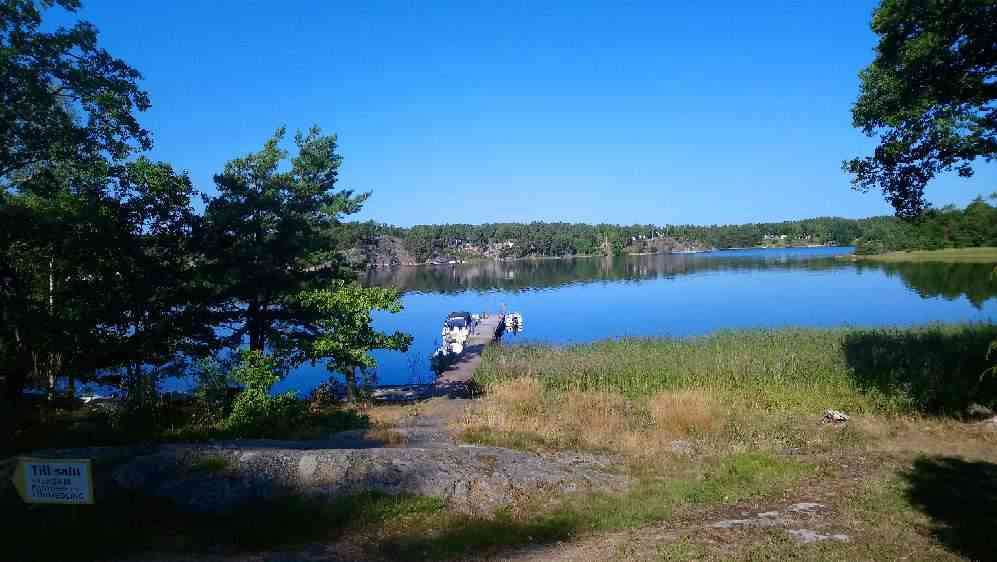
649 389 722 437
366 426 408 447
367 403 421 426
462 381 731 461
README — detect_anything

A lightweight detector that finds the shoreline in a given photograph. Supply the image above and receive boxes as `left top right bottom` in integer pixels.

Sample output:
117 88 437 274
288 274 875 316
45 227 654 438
367 244 847 269
842 247 997 264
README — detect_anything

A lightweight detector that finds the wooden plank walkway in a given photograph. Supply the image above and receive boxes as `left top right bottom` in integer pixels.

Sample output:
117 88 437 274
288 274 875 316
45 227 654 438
435 313 504 384
370 313 504 402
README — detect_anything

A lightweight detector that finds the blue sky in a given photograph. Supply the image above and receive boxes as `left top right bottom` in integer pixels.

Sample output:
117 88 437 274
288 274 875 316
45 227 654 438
55 1 995 226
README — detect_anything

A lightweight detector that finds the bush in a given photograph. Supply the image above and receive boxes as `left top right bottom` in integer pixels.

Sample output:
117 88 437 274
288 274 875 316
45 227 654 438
307 380 345 414
113 367 164 430
223 351 305 437
192 359 235 425
854 238 885 255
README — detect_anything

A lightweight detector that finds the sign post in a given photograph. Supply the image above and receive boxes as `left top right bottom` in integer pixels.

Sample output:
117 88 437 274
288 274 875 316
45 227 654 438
10 457 94 505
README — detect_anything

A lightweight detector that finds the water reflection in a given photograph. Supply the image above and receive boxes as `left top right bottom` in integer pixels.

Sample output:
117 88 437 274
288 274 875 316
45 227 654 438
366 248 997 307
861 261 997 309
364 248 853 293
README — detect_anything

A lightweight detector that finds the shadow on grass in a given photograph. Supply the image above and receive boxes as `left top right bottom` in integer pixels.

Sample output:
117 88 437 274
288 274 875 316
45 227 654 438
2 398 371 458
0 448 806 561
0 485 444 562
903 456 997 562
842 325 997 415
376 510 579 562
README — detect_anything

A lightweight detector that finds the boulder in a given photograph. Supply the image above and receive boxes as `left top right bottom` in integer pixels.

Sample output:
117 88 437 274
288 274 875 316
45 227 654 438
112 443 627 515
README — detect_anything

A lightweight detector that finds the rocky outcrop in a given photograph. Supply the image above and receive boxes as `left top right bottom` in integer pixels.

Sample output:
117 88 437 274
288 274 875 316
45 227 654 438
112 443 626 515
345 235 419 267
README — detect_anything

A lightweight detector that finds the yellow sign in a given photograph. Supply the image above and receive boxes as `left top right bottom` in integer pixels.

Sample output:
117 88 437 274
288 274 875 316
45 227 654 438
10 457 94 505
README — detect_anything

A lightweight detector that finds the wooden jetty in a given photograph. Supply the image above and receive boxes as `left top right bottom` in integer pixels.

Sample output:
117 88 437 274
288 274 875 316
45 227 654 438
370 313 505 402
435 313 505 385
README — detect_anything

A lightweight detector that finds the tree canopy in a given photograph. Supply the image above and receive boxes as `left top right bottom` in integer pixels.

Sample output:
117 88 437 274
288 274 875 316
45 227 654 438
844 0 997 219
2 0 158 401
1 0 151 185
200 127 368 363
2 2 405 410
299 282 411 398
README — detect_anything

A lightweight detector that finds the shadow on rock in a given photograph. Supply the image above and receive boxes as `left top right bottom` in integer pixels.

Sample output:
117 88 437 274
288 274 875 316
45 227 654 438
903 456 997 561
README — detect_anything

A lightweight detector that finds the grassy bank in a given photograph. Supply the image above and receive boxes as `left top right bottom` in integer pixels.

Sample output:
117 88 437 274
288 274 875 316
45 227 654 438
851 247 997 263
474 325 997 418
451 324 997 561
6 325 997 561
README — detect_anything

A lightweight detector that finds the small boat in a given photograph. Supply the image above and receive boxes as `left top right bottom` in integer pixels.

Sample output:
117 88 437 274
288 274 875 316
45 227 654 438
504 312 524 333
442 311 472 341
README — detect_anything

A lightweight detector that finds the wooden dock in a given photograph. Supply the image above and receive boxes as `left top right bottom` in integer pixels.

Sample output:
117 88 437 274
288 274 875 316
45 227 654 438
370 313 505 402
435 313 504 385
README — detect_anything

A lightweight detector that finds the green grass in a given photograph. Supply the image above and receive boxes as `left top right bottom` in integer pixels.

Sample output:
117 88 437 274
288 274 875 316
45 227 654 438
7 325 995 560
378 452 808 561
458 325 997 560
477 324 997 417
651 456 997 562
854 247 997 263
188 455 230 473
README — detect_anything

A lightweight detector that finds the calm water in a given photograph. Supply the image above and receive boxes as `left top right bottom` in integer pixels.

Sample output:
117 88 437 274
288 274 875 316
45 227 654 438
273 247 997 394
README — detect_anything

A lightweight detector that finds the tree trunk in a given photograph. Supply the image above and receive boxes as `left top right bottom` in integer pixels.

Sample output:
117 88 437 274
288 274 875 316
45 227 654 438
247 300 266 352
345 369 358 402
2 350 29 404
46 256 55 401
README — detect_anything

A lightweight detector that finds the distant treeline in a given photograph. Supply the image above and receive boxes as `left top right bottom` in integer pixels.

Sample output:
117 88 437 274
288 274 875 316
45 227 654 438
338 198 997 264
854 196 997 255
337 216 895 263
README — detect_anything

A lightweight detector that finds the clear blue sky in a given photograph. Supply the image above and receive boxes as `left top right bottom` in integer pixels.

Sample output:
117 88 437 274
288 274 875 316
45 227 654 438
54 1 995 226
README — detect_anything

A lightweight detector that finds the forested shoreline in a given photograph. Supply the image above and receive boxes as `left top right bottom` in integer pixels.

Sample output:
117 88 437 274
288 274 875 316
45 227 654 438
339 197 997 266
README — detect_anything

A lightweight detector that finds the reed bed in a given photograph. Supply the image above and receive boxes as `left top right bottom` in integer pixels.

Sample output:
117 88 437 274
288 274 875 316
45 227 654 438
464 325 997 460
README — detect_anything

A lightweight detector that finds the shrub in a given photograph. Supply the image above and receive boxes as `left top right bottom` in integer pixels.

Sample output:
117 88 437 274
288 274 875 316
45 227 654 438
223 351 305 437
307 380 345 414
113 367 164 430
192 359 235 424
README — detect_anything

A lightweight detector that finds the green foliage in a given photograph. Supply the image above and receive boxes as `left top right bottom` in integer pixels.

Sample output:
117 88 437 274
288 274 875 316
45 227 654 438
112 366 163 430
191 359 233 424
854 197 997 254
200 126 368 360
2 155 204 402
0 0 405 417
345 216 902 265
2 15 405 437
0 0 151 185
1 1 174 403
373 198 996 264
299 282 412 398
223 351 304 437
844 0 997 218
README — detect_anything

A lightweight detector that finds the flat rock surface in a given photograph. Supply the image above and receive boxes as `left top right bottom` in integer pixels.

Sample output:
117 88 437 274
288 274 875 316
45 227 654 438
112 395 626 516
113 442 625 515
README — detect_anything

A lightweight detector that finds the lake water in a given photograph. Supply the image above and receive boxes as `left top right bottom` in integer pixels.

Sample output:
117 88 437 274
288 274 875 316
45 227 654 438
274 247 997 394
